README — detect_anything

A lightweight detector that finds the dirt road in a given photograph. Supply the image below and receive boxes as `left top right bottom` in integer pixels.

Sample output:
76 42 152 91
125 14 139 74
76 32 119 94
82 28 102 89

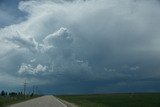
10 95 67 107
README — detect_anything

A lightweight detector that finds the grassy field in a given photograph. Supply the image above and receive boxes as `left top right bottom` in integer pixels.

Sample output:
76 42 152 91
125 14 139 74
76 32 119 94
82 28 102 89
0 95 40 107
57 93 160 107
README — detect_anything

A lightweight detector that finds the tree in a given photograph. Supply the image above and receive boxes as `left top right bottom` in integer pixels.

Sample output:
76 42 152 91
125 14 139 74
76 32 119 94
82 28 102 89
1 90 5 96
9 92 17 97
30 93 34 97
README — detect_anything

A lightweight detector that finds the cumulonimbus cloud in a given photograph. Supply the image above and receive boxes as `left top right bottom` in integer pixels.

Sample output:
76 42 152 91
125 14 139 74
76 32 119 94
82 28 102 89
0 0 160 93
11 27 91 77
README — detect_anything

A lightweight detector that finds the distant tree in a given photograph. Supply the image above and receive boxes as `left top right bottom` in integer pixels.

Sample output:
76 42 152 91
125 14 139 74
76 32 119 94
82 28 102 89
5 92 7 96
30 93 34 97
18 92 23 96
1 90 5 96
18 92 20 95
9 92 17 97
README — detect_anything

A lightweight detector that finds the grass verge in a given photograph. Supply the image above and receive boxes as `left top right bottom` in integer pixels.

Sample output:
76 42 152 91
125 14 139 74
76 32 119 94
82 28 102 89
57 93 160 107
0 95 41 107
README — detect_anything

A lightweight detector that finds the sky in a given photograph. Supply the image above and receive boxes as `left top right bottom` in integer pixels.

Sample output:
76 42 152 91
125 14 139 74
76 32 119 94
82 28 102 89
0 0 160 94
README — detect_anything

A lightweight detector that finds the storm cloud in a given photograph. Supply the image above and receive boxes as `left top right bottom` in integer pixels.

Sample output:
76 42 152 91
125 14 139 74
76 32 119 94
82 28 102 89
0 0 160 94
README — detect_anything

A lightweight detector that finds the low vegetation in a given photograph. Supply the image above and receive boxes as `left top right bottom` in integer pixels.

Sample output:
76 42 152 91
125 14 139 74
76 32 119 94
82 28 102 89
57 93 160 107
0 90 40 107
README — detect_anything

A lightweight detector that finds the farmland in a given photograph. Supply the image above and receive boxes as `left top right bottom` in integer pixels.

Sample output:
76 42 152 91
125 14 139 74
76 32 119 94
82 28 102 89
57 93 160 107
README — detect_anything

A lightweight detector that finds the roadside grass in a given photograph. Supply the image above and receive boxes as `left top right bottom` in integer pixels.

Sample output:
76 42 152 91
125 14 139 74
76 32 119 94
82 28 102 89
57 93 160 107
0 95 41 107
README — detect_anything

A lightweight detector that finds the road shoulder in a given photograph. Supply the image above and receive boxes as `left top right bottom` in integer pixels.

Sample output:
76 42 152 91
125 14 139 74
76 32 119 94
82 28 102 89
57 98 78 107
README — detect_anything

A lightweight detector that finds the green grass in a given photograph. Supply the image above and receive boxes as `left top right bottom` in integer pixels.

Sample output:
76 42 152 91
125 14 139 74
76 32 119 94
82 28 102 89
0 95 40 107
57 93 160 107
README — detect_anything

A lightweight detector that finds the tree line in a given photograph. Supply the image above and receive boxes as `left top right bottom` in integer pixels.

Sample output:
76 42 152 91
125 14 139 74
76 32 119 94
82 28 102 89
0 90 35 97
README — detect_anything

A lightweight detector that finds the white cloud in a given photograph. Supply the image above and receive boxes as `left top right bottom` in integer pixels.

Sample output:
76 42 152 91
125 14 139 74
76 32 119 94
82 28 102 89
18 63 48 75
40 27 73 54
104 67 116 72
43 27 73 48
5 32 38 53
30 58 36 62
35 64 48 72
130 66 140 71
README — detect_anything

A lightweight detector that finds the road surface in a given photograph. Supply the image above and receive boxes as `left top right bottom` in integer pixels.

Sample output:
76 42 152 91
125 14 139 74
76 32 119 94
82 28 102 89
10 95 67 107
